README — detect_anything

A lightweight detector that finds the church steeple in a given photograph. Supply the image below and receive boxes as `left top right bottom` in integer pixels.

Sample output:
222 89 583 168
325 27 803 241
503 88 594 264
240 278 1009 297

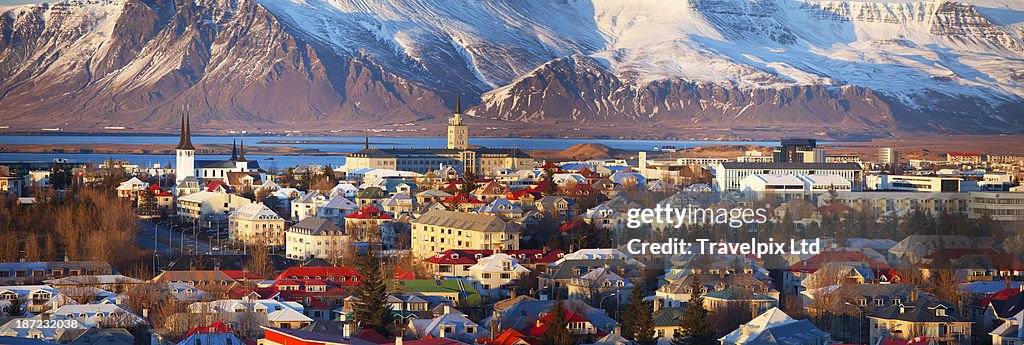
231 139 238 161
447 96 468 150
176 113 195 151
238 139 246 161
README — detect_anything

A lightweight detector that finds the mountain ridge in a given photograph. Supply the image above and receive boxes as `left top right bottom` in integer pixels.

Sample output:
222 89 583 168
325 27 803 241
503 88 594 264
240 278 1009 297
0 0 1022 137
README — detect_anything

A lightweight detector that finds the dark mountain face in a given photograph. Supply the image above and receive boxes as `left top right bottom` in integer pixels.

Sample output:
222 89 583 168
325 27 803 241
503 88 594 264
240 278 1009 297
0 0 1021 137
0 0 450 131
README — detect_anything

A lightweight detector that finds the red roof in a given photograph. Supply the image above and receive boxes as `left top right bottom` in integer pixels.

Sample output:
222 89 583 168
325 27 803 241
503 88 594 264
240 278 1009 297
345 205 394 220
441 181 461 193
578 167 599 178
444 193 485 204
529 180 556 194
395 267 416 280
524 310 594 337
560 218 585 232
206 181 229 192
358 329 389 343
789 251 889 273
184 322 234 336
275 266 362 286
971 287 1022 308
506 189 536 201
879 337 929 345
478 328 540 345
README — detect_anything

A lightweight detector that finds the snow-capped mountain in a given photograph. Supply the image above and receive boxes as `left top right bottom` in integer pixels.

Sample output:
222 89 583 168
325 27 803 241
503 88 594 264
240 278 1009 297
1 0 1022 135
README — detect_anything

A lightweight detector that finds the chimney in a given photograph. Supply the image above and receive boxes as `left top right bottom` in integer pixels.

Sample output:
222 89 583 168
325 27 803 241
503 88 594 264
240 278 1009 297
396 336 403 345
343 322 351 339
443 304 451 315
510 289 516 299
652 297 660 313
439 324 446 339
490 319 498 340
910 290 918 302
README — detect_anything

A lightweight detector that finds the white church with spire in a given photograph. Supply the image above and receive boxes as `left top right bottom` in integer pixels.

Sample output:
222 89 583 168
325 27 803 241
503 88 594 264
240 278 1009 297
173 113 262 195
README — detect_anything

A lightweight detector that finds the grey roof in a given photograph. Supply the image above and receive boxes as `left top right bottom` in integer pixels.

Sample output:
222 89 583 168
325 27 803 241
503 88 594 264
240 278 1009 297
868 299 968 322
493 299 617 334
412 209 518 233
991 292 1024 319
544 259 639 280
720 162 862 170
289 217 341 236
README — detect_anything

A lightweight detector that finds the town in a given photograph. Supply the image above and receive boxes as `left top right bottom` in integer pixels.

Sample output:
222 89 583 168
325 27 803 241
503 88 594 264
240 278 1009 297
0 106 1023 345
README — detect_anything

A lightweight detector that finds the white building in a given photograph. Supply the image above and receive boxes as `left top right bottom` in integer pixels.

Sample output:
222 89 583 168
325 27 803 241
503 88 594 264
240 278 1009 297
879 147 898 165
867 175 963 192
719 307 831 345
228 203 286 246
291 191 328 221
715 162 862 192
285 217 349 261
177 191 252 225
317 195 359 225
468 253 530 300
739 174 851 196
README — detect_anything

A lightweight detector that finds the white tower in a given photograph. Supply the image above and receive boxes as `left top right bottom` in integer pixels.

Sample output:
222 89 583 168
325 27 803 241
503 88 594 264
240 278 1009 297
175 114 196 185
447 97 468 150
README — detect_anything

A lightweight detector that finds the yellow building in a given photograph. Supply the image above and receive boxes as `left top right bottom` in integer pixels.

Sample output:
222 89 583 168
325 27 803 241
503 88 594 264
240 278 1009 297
410 209 520 258
345 99 533 175
228 203 286 245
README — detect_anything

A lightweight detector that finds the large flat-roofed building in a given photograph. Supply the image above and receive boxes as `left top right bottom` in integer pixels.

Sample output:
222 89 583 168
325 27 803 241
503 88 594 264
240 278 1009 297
822 191 969 215
866 174 963 192
969 192 1024 227
345 100 533 175
774 138 824 163
410 209 521 258
715 162 863 192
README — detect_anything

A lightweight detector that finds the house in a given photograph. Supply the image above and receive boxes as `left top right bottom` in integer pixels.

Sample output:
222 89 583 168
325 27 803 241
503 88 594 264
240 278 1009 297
468 253 530 301
416 189 453 205
42 274 144 294
867 299 972 345
292 192 328 221
581 204 621 230
651 306 686 341
0 261 115 285
229 203 286 246
719 307 831 345
152 270 238 287
381 192 416 215
476 198 523 221
537 196 577 219
488 299 618 339
318 195 360 225
423 249 563 279
189 298 312 332
355 187 388 206
145 184 175 214
407 309 486 343
330 183 360 198
703 288 779 316
226 171 264 190
521 308 604 343
115 177 147 201
176 190 252 225
538 249 644 299
990 307 1023 345
473 181 508 202
176 322 245 345
285 218 350 261
344 205 394 232
260 326 379 345
442 193 486 212
410 209 521 258
0 286 60 314
566 267 633 307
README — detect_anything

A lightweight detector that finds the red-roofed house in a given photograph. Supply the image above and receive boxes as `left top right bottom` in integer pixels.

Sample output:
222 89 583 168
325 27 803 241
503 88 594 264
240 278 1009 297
177 322 245 345
424 249 564 279
523 310 602 338
443 193 486 212
477 328 540 345
344 205 394 229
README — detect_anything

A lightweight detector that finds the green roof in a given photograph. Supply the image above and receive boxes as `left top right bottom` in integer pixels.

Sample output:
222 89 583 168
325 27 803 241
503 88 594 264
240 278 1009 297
393 279 481 306
652 307 687 327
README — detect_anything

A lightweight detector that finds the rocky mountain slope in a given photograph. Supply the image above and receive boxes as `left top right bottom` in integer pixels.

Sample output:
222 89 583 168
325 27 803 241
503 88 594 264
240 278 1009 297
0 0 1022 136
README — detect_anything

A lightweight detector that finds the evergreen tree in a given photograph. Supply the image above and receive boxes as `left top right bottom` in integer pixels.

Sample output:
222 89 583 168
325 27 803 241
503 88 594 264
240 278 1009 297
542 169 557 196
672 276 715 345
138 190 157 216
460 170 478 195
4 296 21 316
352 254 394 336
622 281 646 340
542 297 575 345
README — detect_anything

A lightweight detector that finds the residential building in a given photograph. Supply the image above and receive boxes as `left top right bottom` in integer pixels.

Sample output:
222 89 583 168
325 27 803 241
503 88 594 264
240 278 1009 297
115 177 147 201
468 253 530 301
410 209 521 258
228 203 286 246
947 153 983 165
880 147 898 165
285 217 350 261
737 150 773 163
720 307 832 345
317 195 359 225
291 191 328 221
176 191 252 225
868 299 972 345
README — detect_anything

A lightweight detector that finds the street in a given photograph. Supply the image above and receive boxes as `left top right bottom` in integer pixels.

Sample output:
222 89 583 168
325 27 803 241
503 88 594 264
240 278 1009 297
135 219 239 265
